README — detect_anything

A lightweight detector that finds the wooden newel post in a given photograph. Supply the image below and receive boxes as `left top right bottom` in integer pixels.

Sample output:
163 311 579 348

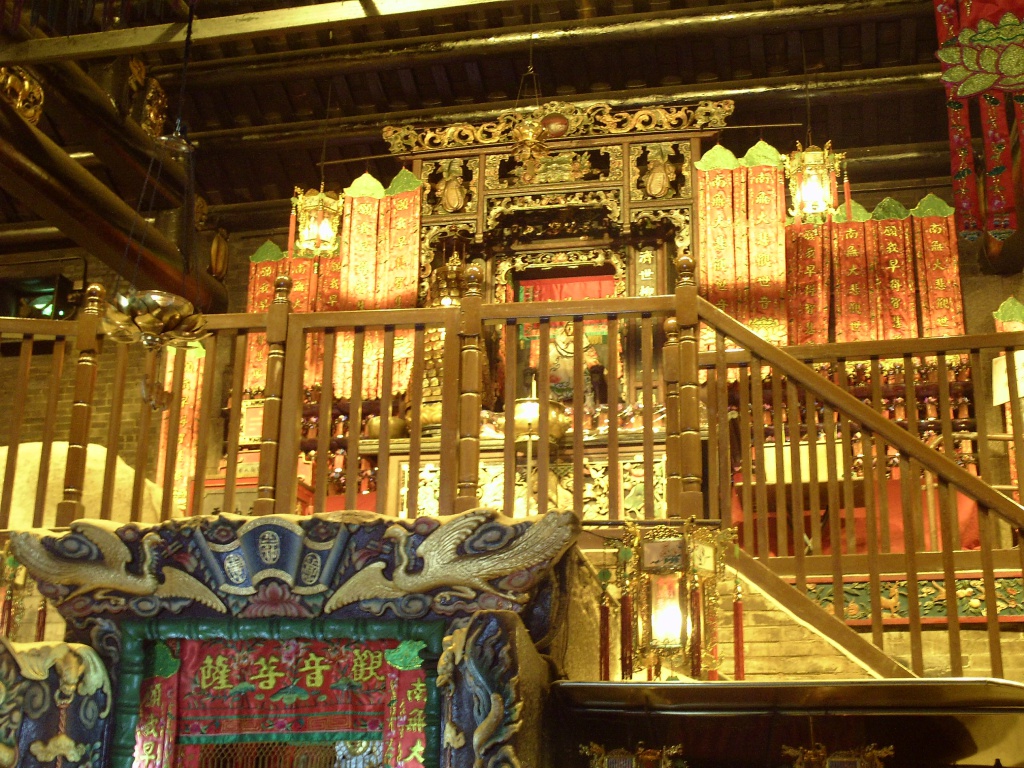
663 317 682 519
57 283 105 528
253 276 292 517
455 262 484 513
674 253 704 513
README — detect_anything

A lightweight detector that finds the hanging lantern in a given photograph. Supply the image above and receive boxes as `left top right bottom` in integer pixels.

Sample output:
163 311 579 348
784 141 845 218
619 520 734 680
290 184 342 256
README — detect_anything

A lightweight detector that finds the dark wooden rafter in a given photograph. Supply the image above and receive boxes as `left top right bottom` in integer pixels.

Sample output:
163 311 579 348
0 96 227 310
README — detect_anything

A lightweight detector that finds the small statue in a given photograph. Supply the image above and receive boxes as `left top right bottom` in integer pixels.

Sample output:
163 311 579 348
642 144 677 199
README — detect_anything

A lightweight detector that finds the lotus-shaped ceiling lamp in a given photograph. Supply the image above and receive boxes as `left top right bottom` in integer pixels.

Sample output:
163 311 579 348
103 289 209 349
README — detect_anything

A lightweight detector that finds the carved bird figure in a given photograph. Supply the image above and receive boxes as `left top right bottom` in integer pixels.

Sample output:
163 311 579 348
11 519 225 612
325 508 579 612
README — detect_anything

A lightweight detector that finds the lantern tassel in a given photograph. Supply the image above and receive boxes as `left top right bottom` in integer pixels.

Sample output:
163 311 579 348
843 168 853 222
287 204 297 260
599 593 610 681
734 579 745 680
689 571 702 679
620 591 633 681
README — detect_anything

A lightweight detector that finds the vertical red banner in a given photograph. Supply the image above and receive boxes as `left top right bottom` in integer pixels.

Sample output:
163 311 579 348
870 200 918 340
911 195 965 337
785 222 830 346
742 143 788 347
831 205 878 342
696 146 741 351
244 244 285 396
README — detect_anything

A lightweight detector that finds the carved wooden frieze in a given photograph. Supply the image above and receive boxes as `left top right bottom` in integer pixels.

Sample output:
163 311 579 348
383 100 733 153
484 146 623 190
492 249 627 303
486 190 622 231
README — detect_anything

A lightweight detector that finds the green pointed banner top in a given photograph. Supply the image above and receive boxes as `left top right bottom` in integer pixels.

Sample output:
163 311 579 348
871 197 911 220
694 144 740 171
910 193 955 218
385 167 423 195
250 240 284 263
994 297 1024 324
741 140 784 168
344 171 386 199
831 200 872 223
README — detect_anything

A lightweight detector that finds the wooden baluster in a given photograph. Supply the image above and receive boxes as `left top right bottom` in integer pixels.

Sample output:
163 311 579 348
99 343 129 521
663 318 682 519
33 337 66 529
751 357 771 559
737 365 754 549
502 320 518 516
674 253 703 514
161 347 188 521
222 331 248 517
571 318 586 517
641 314 656 518
56 284 105 528
0 336 31 531
455 263 483 513
253 276 291 516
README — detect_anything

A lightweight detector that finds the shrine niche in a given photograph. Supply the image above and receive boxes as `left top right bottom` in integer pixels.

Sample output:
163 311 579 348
387 99 731 417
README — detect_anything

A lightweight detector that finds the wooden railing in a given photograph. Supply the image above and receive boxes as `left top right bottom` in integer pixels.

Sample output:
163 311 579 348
1 265 1023 678
697 298 1024 677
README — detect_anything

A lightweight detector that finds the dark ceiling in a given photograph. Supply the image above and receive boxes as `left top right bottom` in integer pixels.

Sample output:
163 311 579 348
0 0 950 253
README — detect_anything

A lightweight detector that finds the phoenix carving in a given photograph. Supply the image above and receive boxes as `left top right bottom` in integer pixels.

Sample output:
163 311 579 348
10 519 226 612
325 508 579 612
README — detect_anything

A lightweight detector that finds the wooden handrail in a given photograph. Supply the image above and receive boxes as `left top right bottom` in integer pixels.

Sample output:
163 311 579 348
697 296 1024 530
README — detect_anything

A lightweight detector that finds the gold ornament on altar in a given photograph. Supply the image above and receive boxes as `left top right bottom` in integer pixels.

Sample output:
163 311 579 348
581 742 686 768
291 183 342 255
783 141 845 218
782 744 893 768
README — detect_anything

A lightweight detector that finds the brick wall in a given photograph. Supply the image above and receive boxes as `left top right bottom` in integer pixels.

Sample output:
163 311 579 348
715 574 874 681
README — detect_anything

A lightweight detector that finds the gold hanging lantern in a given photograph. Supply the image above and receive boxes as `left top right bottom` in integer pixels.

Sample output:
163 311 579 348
619 520 734 680
290 184 342 256
784 141 845 219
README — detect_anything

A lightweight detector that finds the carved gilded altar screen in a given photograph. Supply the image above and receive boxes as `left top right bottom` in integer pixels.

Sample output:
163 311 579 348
113 618 443 768
384 100 731 404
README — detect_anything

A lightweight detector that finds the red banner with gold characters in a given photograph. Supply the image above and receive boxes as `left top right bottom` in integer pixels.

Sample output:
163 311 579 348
869 199 918 341
912 194 965 337
831 204 879 343
135 636 430 768
696 152 740 351
741 142 788 347
696 143 788 349
244 241 286 396
785 222 830 346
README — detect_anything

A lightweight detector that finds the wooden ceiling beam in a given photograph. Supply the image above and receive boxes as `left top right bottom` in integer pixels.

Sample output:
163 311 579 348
140 0 934 90
0 96 227 311
186 63 942 152
0 0 522 64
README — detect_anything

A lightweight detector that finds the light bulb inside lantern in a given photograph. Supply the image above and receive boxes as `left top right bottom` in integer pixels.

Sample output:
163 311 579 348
798 171 829 215
650 574 684 648
318 215 336 242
